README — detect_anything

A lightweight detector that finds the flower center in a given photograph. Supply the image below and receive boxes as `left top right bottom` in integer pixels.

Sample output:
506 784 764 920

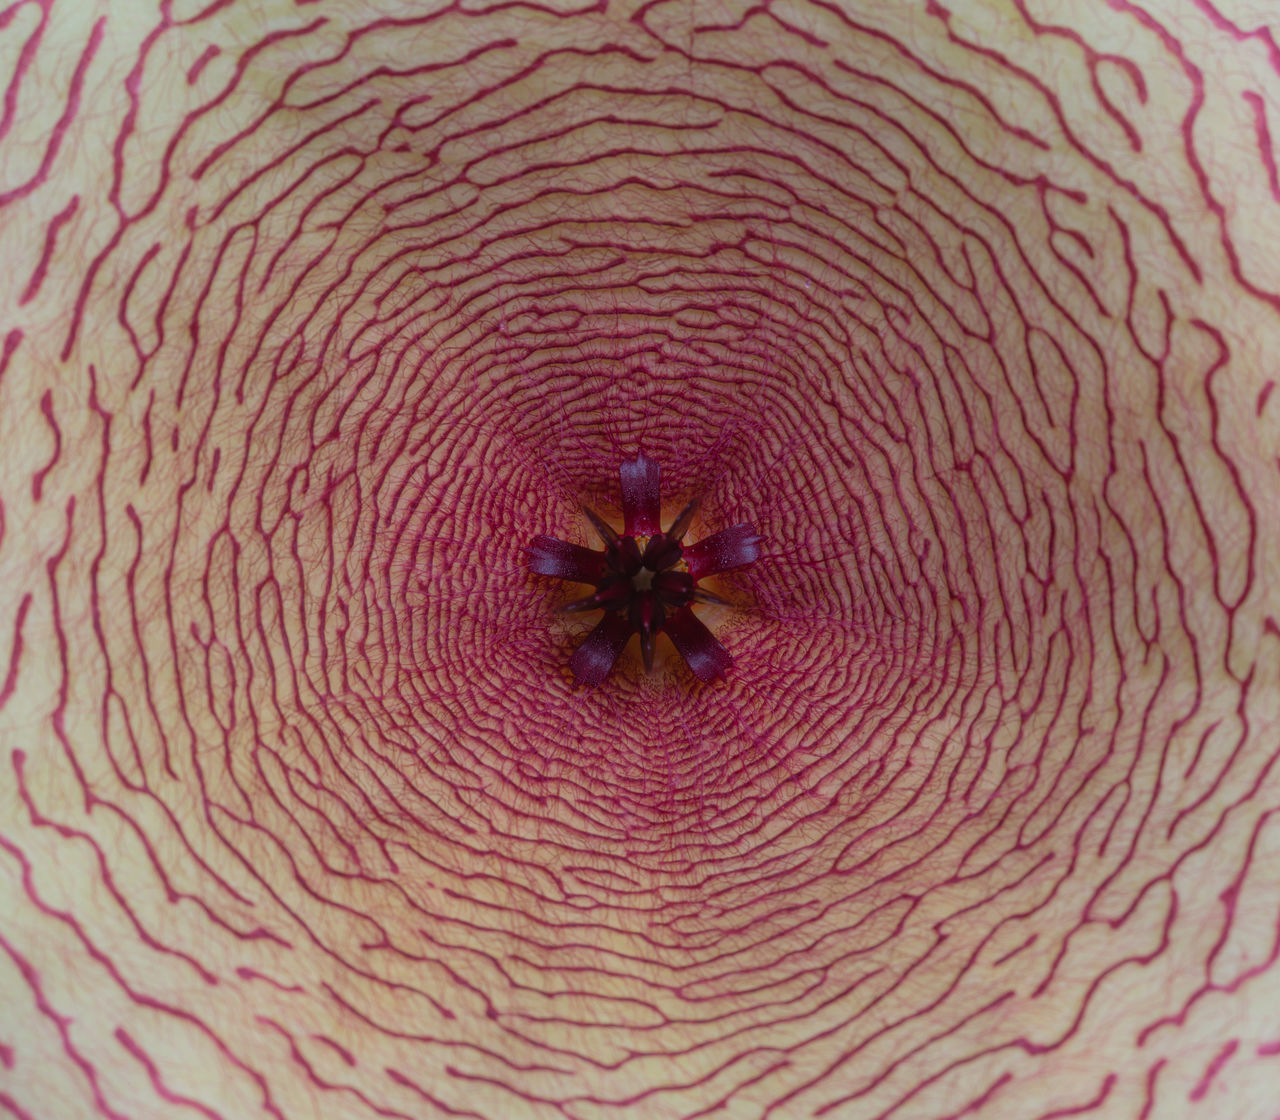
528 454 763 687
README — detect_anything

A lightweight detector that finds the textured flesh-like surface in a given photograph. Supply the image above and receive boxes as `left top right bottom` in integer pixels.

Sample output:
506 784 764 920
3 3 1280 1120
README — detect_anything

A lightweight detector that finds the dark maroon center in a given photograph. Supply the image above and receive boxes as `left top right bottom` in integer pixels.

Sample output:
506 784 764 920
573 526 693 638
528 453 762 686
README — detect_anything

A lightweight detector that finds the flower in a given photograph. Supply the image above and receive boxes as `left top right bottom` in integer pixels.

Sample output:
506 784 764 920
528 453 763 686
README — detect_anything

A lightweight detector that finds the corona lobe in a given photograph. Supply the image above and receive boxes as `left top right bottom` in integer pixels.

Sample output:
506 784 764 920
528 452 762 686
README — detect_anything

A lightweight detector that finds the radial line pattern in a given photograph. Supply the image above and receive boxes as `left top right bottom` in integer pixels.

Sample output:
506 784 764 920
1 2 1279 1119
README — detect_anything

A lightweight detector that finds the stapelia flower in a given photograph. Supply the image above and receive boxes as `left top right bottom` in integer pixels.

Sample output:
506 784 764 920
528 453 762 686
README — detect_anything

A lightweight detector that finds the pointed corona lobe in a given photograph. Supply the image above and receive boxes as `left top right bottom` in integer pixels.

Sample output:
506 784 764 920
528 455 761 686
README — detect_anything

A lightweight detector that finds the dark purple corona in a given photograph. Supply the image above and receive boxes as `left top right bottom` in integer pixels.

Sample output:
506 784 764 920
529 454 763 686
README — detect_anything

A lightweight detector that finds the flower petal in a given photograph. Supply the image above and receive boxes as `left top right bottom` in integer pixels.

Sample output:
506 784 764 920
528 535 605 583
619 452 661 536
663 607 733 682
682 524 762 580
568 612 634 687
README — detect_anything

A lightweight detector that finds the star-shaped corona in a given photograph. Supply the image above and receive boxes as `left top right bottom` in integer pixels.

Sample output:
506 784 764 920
529 453 763 687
